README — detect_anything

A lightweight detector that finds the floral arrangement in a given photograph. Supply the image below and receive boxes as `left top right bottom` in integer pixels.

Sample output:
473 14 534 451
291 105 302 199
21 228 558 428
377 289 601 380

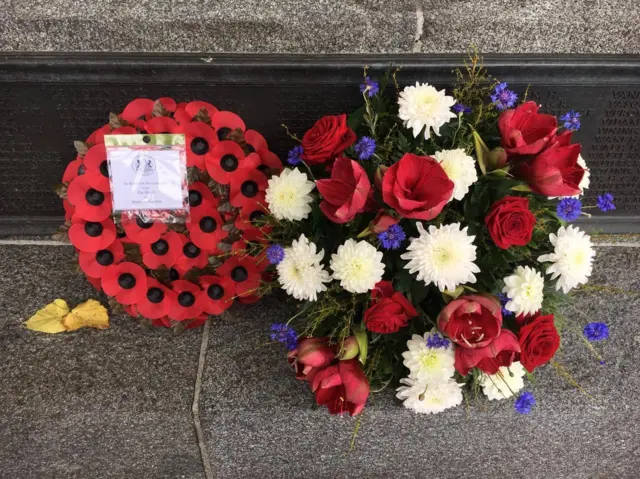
55 97 281 330
263 58 614 416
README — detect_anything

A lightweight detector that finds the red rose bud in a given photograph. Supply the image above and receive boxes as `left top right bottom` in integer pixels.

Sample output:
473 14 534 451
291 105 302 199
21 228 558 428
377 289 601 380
437 294 502 348
485 196 536 249
516 142 585 197
297 337 336 368
454 329 520 376
310 359 370 416
301 114 356 165
364 280 417 334
487 147 508 169
374 165 388 191
518 314 560 372
498 101 558 156
370 210 399 234
316 157 371 224
382 153 454 220
338 336 360 360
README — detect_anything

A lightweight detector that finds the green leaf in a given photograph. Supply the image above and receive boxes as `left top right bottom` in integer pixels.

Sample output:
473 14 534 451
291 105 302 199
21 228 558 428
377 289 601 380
472 130 489 175
353 324 368 365
511 184 532 192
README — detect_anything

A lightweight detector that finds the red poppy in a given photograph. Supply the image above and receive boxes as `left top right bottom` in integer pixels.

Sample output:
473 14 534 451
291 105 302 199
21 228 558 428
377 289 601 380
233 203 269 231
157 97 177 112
229 169 268 213
257 149 283 173
86 276 102 292
205 141 260 185
101 262 148 305
217 255 261 298
186 101 218 119
167 280 206 321
185 313 210 329
199 275 235 315
211 111 245 141
86 124 111 146
121 216 168 244
183 122 218 169
63 199 75 222
187 181 218 218
78 239 125 278
140 231 184 269
69 218 117 252
186 207 227 251
174 235 210 273
144 116 181 134
151 316 172 328
244 130 268 153
238 294 260 304
135 277 177 320
121 98 155 123
111 126 138 135
63 157 85 183
67 175 111 221
82 144 111 192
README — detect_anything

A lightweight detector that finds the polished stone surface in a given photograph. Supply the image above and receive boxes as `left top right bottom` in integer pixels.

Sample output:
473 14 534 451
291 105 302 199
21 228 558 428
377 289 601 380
0 245 204 478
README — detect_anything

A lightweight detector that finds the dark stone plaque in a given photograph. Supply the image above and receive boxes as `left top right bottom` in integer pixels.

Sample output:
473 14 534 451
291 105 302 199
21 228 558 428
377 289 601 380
0 54 638 234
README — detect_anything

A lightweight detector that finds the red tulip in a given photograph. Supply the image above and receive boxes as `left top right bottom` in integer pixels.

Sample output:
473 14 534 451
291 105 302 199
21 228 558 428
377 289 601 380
454 329 520 376
517 142 585 197
310 359 370 416
316 157 371 224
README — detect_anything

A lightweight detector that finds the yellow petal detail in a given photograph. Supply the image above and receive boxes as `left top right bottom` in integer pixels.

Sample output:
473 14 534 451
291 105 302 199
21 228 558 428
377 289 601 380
24 299 70 334
62 299 110 331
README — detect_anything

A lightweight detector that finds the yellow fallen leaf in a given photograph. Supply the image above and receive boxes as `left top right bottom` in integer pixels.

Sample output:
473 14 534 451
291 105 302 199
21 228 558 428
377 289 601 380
24 299 70 334
62 299 109 331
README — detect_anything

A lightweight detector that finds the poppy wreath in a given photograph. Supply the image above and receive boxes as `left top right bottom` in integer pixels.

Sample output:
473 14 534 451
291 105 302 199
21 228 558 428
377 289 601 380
55 97 279 330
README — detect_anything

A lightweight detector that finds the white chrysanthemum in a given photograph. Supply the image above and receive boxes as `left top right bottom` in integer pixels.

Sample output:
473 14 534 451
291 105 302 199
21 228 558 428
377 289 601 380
396 377 463 414
538 225 595 294
265 168 315 221
330 239 384 293
397 82 457 139
277 234 331 301
548 154 590 199
434 148 478 201
402 332 455 383
502 266 544 316
480 361 526 401
401 223 479 292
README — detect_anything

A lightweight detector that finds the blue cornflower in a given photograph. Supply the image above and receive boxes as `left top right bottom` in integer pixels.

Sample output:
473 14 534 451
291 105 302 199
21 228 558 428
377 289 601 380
556 197 582 222
287 145 304 166
266 244 285 265
354 136 376 160
560 110 581 131
497 292 513 317
452 103 472 114
514 391 536 414
377 224 406 250
490 82 518 111
583 322 609 342
426 333 450 349
359 76 380 97
597 193 615 212
270 323 298 350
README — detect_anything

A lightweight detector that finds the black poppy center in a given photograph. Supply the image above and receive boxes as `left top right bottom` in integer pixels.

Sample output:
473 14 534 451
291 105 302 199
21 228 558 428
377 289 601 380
178 292 196 307
118 273 136 289
207 284 225 300
245 144 256 154
241 181 259 198
191 137 210 155
199 216 217 233
84 222 103 237
77 164 86 175
231 266 248 283
85 188 105 206
216 127 232 141
189 190 203 207
249 210 265 222
220 154 238 172
147 287 164 304
95 249 114 266
151 239 169 255
183 242 201 258
169 268 180 281
99 160 109 178
136 217 153 229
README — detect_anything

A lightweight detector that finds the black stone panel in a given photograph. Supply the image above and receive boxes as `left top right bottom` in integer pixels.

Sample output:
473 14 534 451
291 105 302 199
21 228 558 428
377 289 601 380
0 54 638 233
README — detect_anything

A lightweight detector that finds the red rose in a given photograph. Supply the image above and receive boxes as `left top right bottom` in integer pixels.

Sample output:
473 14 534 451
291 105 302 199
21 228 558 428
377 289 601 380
301 114 356 165
382 153 454 220
363 281 417 334
485 196 536 249
310 359 370 416
454 330 520 376
518 314 560 372
498 101 558 156
516 142 585 197
316 157 371 224
437 294 502 348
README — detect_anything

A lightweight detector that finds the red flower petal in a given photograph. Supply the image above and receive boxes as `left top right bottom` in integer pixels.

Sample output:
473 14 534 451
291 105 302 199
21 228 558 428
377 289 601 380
135 278 177 320
69 218 117 252
63 157 84 183
82 144 111 192
186 206 227 251
199 275 235 315
101 262 148 305
184 122 218 169
121 217 168 244
121 98 155 123
167 280 206 321
245 130 268 152
185 101 218 119
67 175 113 222
211 111 246 141
144 117 181 134
78 240 125 278
86 124 112 146
157 97 177 112
140 231 184 269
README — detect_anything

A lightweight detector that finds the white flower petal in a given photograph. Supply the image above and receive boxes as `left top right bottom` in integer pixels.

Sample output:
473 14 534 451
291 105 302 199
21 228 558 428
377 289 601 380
265 168 315 221
330 239 385 293
397 82 457 139
277 234 331 301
